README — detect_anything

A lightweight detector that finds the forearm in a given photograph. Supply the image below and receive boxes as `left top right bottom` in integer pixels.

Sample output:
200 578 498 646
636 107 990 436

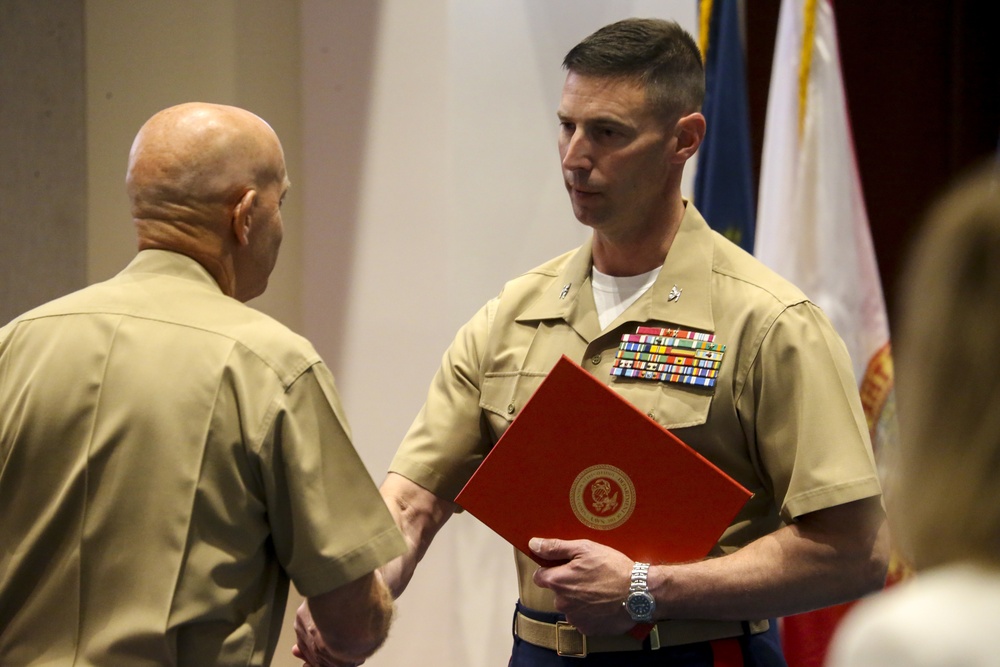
379 472 456 598
649 497 890 621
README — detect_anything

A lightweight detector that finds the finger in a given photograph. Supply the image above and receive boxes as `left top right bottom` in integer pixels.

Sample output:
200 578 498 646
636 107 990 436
532 564 551 589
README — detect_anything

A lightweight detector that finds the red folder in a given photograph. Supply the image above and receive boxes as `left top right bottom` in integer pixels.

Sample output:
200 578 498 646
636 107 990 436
456 355 751 568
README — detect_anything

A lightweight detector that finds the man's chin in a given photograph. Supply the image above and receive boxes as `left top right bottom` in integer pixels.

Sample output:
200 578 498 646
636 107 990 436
238 279 268 303
571 208 605 230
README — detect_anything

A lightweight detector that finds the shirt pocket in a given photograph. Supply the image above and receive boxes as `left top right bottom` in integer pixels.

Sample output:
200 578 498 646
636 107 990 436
479 370 547 441
608 376 713 431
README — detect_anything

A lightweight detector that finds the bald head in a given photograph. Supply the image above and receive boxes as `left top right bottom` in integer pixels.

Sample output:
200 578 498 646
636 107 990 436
126 103 290 301
127 103 285 221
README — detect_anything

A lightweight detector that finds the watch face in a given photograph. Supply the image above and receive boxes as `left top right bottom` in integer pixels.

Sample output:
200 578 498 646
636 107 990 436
626 591 655 620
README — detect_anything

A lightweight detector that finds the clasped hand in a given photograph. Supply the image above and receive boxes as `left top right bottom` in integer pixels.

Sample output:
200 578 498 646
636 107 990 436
291 601 363 667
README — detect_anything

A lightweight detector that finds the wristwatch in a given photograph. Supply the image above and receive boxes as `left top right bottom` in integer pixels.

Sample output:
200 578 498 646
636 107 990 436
623 562 656 623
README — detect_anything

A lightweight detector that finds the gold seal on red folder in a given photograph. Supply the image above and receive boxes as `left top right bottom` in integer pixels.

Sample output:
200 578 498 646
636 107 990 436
570 464 636 530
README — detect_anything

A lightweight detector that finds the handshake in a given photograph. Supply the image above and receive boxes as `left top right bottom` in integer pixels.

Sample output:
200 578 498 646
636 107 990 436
291 570 394 667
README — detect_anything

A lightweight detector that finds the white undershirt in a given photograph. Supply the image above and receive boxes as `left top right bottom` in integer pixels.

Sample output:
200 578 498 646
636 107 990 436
591 265 662 331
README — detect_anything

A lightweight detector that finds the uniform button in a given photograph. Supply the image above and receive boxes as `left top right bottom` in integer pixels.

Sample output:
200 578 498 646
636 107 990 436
591 354 602 365
647 412 655 420
507 403 515 414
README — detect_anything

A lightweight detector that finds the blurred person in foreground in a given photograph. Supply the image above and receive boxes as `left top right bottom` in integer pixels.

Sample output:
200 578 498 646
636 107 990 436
0 102 405 667
379 18 888 667
826 165 1000 667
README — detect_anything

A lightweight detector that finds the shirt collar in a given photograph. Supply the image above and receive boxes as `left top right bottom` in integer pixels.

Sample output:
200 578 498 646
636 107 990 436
515 202 716 339
119 249 224 294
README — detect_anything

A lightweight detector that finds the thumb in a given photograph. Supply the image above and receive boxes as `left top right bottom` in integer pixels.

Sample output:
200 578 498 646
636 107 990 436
529 537 582 560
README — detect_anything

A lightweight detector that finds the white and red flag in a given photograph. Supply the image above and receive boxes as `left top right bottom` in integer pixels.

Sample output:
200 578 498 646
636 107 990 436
755 1 902 664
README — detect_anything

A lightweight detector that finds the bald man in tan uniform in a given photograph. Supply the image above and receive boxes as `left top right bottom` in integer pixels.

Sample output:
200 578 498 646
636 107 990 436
0 103 404 667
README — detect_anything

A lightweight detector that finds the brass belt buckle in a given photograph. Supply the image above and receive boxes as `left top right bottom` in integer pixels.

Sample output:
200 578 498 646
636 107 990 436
649 624 661 650
555 621 587 658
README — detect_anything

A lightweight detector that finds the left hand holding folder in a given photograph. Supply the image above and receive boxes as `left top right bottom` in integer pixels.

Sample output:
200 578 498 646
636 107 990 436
529 537 638 636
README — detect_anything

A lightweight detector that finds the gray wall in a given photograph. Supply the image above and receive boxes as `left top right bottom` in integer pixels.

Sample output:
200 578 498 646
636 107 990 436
1 0 87 322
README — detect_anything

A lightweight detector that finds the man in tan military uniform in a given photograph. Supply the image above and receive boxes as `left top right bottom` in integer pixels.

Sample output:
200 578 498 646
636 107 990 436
0 103 405 667
380 18 888 667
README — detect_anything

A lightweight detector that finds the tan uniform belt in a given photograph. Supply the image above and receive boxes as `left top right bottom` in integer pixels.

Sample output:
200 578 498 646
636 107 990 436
514 612 769 658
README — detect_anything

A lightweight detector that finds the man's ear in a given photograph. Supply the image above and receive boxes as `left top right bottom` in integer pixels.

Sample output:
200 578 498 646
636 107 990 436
232 189 257 246
671 112 706 164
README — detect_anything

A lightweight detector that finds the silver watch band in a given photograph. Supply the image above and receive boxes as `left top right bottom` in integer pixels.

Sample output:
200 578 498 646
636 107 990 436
629 561 650 591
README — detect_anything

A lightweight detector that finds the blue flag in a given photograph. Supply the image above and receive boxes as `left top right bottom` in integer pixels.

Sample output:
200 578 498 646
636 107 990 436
694 0 756 253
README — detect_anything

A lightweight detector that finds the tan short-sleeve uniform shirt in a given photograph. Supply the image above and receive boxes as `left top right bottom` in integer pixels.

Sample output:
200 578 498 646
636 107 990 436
390 204 881 617
0 250 405 667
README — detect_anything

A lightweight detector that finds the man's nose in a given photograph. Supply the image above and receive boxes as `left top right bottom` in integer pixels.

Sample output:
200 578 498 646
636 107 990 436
561 130 593 172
